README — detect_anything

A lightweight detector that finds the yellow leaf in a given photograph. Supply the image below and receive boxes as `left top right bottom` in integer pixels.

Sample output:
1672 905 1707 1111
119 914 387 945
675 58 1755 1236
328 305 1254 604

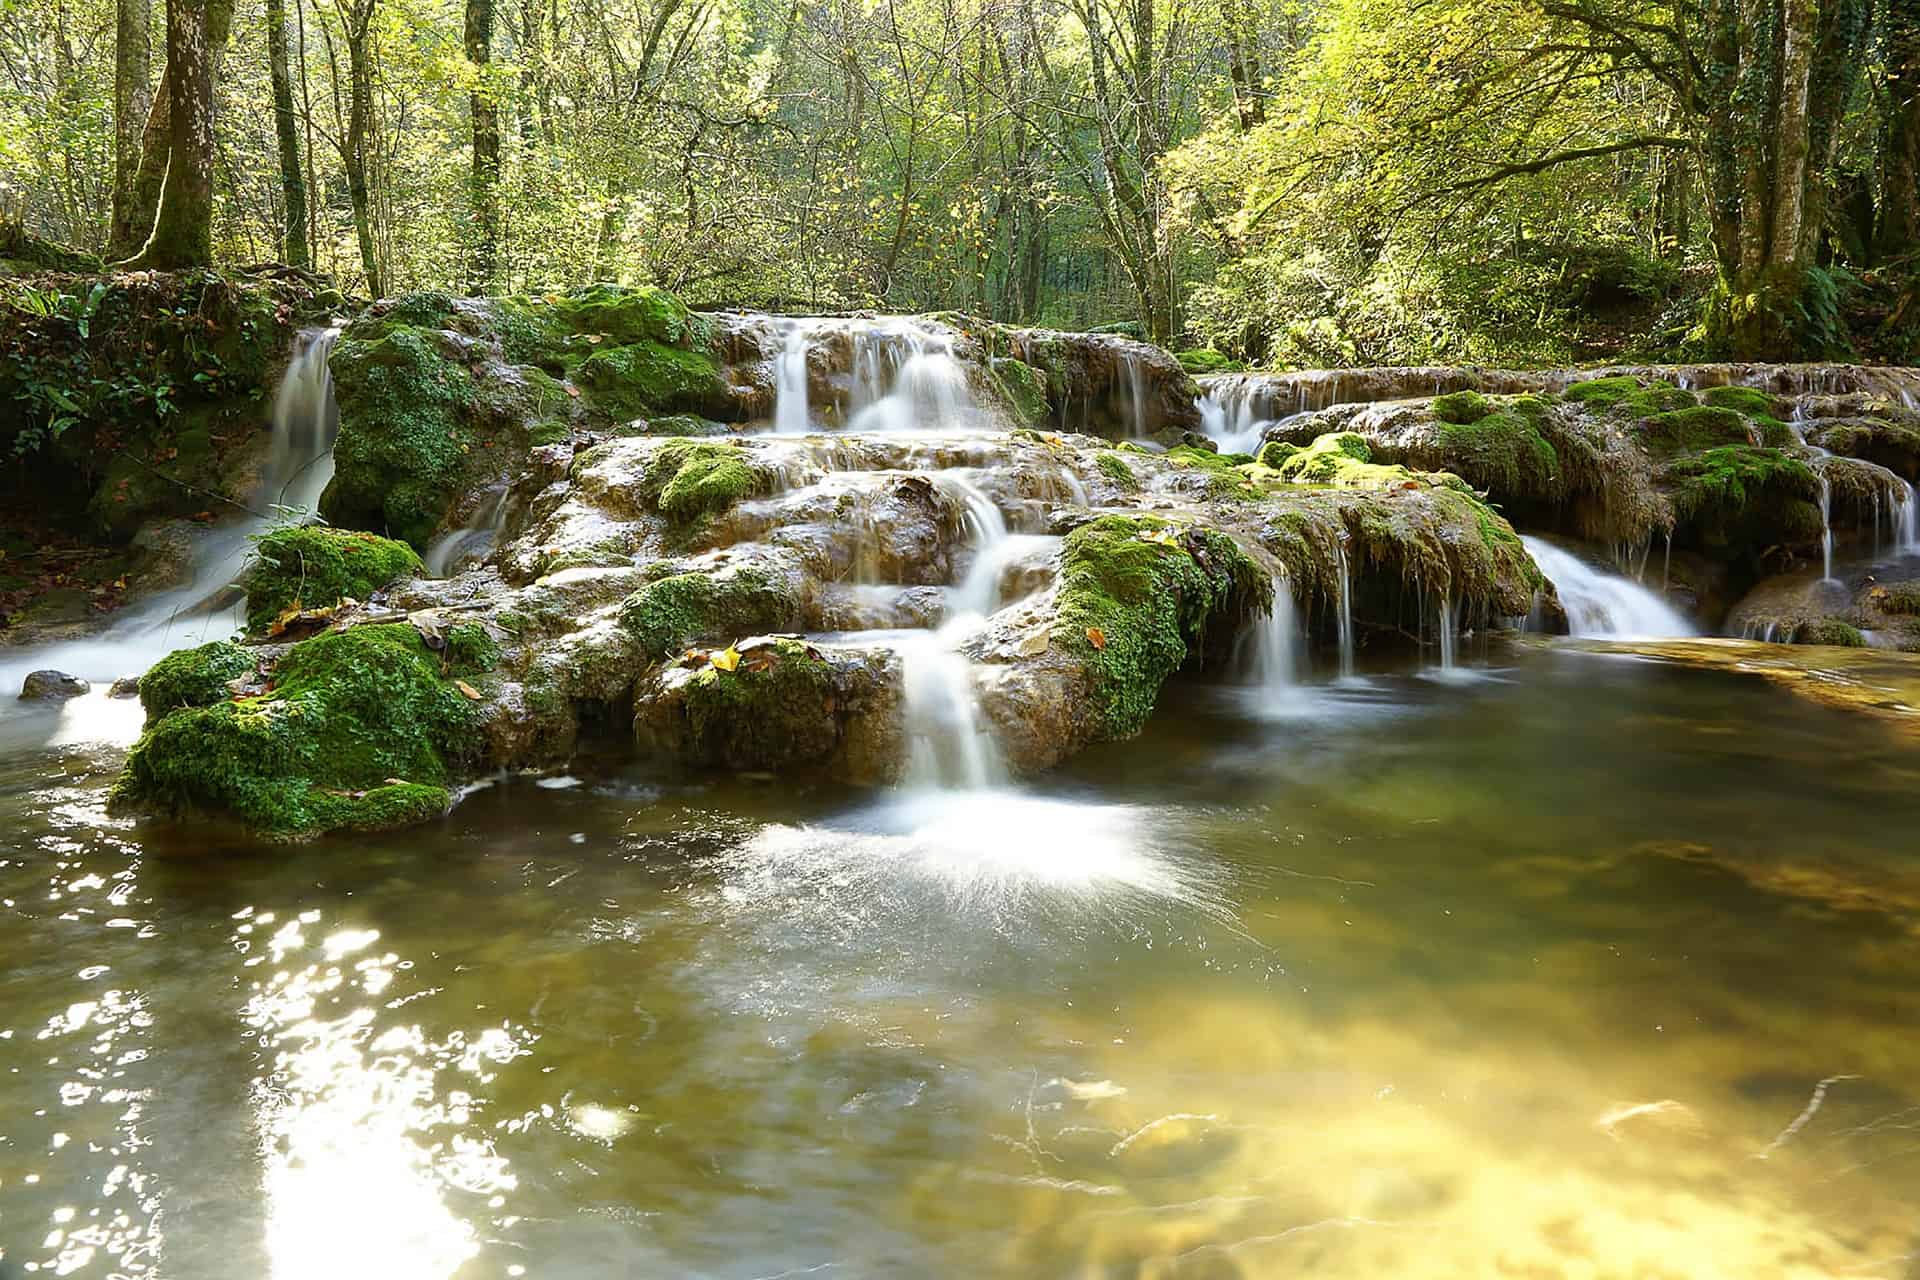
711 646 741 672
455 679 482 701
267 600 304 637
1085 626 1107 650
1139 527 1179 547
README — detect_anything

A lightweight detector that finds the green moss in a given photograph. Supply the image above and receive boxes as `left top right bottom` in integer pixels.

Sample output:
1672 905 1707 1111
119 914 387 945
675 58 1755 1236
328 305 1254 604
443 622 501 673
381 291 457 328
1054 514 1270 739
1638 405 1757 457
1175 349 1244 374
1564 376 1696 416
638 414 729 437
1269 432 1395 484
620 568 800 659
1872 581 1920 615
139 640 256 722
677 639 840 768
244 526 422 632
1436 401 1559 498
322 324 476 547
1797 619 1866 647
1432 390 1492 425
546 283 709 349
639 440 766 526
576 341 725 420
1096 451 1140 490
541 545 634 574
1165 444 1236 471
1701 385 1780 417
992 358 1052 425
1256 441 1301 469
1665 446 1821 555
113 623 488 838
528 419 571 446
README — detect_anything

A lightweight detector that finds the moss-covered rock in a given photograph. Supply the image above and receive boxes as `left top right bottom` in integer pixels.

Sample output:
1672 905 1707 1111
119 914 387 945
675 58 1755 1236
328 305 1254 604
1665 446 1821 558
1053 514 1269 739
1796 619 1866 647
112 623 491 839
1096 451 1140 491
138 640 256 722
991 357 1052 426
620 567 802 658
1175 349 1244 374
1434 397 1559 497
575 341 726 421
1564 375 1697 416
1637 405 1757 457
1431 390 1492 425
244 526 422 632
636 440 768 527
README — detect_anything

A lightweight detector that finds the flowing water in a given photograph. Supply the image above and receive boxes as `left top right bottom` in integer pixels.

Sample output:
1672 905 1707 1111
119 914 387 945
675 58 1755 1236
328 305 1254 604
1523 536 1696 639
5 646 1920 1277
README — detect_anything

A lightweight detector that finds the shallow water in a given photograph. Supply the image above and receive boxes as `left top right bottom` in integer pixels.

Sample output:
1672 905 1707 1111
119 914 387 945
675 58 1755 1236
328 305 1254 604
4 646 1920 1278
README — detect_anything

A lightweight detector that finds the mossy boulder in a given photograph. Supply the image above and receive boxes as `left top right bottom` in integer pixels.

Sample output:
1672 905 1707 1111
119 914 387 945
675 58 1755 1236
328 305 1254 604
1796 619 1866 647
1053 514 1270 739
243 526 422 632
1564 376 1696 416
576 341 727 421
635 440 769 527
1096 451 1140 490
1431 390 1492 425
1434 397 1560 497
1175 349 1244 374
991 358 1052 426
620 567 802 659
1665 446 1821 558
112 623 492 839
1637 405 1758 457
138 640 256 721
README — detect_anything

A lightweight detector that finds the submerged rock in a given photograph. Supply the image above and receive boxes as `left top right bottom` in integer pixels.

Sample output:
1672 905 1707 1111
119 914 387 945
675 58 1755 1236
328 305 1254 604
18 669 89 701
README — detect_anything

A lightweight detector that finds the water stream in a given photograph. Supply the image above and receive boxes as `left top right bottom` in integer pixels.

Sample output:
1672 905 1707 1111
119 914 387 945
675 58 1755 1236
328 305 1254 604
1523 536 1696 638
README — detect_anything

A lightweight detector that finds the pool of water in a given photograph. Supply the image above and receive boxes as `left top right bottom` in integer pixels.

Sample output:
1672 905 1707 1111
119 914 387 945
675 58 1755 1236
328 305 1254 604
3 645 1919 1278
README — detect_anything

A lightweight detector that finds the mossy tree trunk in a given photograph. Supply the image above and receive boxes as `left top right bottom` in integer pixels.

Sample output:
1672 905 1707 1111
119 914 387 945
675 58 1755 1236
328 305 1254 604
125 0 218 268
268 0 310 268
338 0 384 296
465 0 500 292
109 0 152 256
1879 0 1920 261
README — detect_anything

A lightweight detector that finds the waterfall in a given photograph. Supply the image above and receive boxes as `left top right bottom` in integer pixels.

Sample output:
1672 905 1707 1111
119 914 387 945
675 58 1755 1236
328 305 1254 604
424 488 511 577
1333 540 1356 679
1895 481 1920 557
1234 581 1300 692
844 320 978 433
773 322 813 434
1786 408 1839 583
1435 597 1457 671
1195 377 1268 454
1118 352 1149 438
3 325 343 702
1522 537 1695 638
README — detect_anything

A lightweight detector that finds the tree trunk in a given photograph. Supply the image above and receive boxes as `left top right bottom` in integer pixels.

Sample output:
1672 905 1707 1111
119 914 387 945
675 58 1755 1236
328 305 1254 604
465 0 500 291
1880 0 1920 259
126 0 216 267
268 0 310 267
109 0 152 254
341 1 383 296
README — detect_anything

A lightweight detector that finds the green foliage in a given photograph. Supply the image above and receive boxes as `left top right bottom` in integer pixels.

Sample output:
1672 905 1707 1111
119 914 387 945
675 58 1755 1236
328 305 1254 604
619 567 800 658
1175 349 1244 374
243 526 423 632
113 624 489 838
138 641 256 722
1054 514 1269 739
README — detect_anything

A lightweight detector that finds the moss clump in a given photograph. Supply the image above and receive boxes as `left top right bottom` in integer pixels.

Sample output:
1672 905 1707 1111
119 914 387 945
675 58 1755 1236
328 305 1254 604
244 526 422 632
1432 390 1492 425
638 414 729 437
1096 451 1140 490
528 420 571 447
621 568 801 658
1165 444 1236 471
676 639 841 768
546 283 708 349
113 624 489 838
992 358 1052 425
381 291 457 328
638 440 766 526
576 341 725 421
1436 397 1560 498
1565 376 1696 416
322 324 477 547
139 640 256 722
1638 405 1757 457
1797 619 1866 647
1175 349 1244 374
1870 581 1920 615
1665 446 1821 555
1701 385 1780 417
1256 441 1301 469
1269 432 1404 485
1054 514 1270 739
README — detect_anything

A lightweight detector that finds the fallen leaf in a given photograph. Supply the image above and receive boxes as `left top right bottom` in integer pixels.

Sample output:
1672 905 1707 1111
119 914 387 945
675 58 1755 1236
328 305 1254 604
565 385 581 398
1086 626 1107 650
454 680 482 700
1139 527 1179 547
266 601 305 638
711 645 741 672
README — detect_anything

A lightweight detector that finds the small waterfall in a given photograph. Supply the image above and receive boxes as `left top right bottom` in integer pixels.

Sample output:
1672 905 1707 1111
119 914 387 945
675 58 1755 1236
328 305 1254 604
1333 540 1356 679
1522 537 1694 638
844 320 978 433
1234 582 1300 691
1894 481 1920 557
1118 352 1149 438
424 488 510 577
1787 408 1839 583
2 324 343 704
1435 597 1457 671
1195 377 1268 454
897 634 1006 791
940 473 1011 618
773 322 813 434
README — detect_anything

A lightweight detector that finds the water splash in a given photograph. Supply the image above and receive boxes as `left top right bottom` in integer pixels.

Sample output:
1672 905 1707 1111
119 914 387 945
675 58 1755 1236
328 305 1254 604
1195 380 1269 454
1523 537 1695 639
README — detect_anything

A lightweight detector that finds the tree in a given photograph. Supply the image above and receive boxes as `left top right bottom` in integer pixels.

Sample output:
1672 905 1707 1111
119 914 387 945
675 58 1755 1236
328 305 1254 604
465 0 499 290
109 0 152 254
268 0 311 267
125 0 219 267
334 0 383 295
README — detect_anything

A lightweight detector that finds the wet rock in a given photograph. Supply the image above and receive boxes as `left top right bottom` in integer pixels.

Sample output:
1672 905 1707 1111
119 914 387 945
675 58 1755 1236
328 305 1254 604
108 675 142 698
19 669 90 700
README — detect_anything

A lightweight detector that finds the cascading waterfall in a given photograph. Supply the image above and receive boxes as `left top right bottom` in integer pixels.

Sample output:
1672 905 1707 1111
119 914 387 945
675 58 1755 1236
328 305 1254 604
773 322 813 434
1786 408 1839 583
1435 597 1457 672
1196 379 1269 455
424 488 511 578
1522 537 1694 639
1118 352 1149 438
845 320 978 433
1333 540 1357 679
2 324 343 706
1897 481 1920 557
1234 582 1300 695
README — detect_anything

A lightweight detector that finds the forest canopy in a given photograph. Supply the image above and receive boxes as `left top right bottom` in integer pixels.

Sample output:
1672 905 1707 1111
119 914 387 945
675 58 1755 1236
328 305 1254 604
2 0 1917 363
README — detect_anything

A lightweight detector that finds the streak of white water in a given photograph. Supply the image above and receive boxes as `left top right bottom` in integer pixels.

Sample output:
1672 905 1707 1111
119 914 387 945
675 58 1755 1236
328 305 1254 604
1333 540 1356 679
1786 407 1839 583
1436 597 1457 671
1523 536 1695 639
845 320 979 433
1895 481 1920 557
1119 352 1149 438
1 325 343 739
1196 380 1269 454
424 488 511 577
1234 580 1299 692
773 321 812 434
